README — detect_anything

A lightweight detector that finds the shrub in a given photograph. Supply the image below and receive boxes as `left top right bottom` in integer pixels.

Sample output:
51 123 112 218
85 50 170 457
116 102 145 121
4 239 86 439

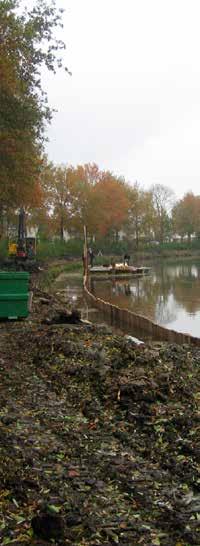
0 239 8 259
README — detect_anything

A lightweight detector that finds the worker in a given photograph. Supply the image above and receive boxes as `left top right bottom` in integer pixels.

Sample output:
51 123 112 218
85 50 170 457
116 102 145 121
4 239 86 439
27 241 35 259
124 253 130 266
88 248 95 267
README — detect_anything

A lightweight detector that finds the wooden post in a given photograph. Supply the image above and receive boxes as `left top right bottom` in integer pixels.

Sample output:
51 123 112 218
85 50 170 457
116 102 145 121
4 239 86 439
83 225 88 280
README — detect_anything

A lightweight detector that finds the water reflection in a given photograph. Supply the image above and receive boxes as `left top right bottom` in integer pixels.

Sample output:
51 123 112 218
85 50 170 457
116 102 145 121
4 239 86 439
90 261 200 337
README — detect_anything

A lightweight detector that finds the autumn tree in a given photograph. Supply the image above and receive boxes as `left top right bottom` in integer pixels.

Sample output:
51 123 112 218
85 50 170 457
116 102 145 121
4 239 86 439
68 165 99 238
49 165 76 240
39 163 100 241
46 164 130 242
0 0 68 234
92 173 129 240
125 182 154 248
172 192 200 242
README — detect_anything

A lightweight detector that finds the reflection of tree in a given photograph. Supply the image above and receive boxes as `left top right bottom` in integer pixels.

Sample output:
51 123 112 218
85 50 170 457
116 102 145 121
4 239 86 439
154 263 200 316
91 275 165 322
155 294 176 325
173 278 200 314
91 262 200 326
113 281 131 296
163 263 200 314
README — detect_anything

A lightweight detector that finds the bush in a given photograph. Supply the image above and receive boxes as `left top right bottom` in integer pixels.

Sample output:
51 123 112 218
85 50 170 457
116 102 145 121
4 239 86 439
37 239 84 260
0 239 8 259
92 239 130 256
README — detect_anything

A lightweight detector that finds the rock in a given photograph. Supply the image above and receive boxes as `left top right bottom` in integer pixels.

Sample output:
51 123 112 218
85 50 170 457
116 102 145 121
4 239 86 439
65 512 82 527
1 415 18 426
44 309 81 325
31 512 64 540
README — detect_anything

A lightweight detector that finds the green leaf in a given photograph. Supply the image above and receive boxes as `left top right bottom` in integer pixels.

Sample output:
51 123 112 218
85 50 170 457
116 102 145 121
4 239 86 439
152 538 160 545
47 504 61 514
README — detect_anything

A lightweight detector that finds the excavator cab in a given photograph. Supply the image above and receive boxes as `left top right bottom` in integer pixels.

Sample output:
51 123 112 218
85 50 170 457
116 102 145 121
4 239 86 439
16 208 27 259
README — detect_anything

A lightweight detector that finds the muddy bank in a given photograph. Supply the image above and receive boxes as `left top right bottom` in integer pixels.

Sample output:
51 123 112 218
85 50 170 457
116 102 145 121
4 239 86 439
0 280 200 545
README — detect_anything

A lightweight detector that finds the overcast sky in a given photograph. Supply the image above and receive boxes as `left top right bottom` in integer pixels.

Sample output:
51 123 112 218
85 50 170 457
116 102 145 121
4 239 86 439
41 0 200 199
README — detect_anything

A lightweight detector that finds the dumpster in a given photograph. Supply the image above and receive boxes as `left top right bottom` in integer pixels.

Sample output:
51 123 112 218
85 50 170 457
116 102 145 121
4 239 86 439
0 272 30 319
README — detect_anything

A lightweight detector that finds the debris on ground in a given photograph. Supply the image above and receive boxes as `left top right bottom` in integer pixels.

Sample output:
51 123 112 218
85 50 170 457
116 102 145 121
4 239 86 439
0 279 200 545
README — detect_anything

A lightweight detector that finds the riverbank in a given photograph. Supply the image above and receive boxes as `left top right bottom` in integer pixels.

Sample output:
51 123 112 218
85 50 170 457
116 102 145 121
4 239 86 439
0 273 200 545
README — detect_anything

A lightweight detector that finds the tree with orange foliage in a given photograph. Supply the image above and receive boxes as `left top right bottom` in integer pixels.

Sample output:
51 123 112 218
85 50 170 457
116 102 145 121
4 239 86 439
43 163 129 242
48 163 102 240
0 0 68 235
172 192 200 242
92 173 129 240
68 165 99 237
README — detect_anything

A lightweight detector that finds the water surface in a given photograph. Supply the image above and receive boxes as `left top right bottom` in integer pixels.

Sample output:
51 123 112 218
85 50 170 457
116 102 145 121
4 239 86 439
90 261 200 338
54 261 200 339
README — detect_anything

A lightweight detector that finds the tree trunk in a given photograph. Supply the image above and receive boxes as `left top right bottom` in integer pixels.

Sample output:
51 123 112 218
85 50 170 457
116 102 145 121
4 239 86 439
60 215 64 241
135 218 139 250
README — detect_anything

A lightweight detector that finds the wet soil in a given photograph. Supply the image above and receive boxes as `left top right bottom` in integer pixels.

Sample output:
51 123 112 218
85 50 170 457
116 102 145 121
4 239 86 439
0 275 200 545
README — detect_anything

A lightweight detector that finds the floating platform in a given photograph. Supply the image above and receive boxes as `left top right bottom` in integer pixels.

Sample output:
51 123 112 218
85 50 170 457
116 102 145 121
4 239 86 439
89 264 151 279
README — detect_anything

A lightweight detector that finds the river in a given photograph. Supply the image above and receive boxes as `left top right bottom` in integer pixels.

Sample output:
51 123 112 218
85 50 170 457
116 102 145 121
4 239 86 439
54 260 200 340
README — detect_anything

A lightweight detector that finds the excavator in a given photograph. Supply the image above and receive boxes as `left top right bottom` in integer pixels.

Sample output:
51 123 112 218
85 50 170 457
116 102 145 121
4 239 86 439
8 208 36 269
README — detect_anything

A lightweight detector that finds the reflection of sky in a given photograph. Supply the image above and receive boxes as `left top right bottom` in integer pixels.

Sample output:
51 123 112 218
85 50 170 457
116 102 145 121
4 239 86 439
155 292 200 337
191 266 198 278
166 310 200 337
165 308 200 337
130 285 138 296
155 292 177 325
150 264 200 337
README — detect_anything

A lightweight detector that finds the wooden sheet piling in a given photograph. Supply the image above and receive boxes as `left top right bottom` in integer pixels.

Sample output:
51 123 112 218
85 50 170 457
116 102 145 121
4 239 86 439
83 268 200 347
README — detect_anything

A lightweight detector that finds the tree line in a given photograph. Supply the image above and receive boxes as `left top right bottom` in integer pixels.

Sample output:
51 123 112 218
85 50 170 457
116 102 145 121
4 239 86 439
3 158 200 247
37 165 200 245
1 2 200 247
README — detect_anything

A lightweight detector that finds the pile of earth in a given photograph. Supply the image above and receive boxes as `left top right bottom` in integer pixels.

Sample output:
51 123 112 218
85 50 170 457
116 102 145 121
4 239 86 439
0 282 200 545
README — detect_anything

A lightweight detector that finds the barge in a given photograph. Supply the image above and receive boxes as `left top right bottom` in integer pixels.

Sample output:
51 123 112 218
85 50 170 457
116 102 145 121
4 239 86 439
89 263 151 279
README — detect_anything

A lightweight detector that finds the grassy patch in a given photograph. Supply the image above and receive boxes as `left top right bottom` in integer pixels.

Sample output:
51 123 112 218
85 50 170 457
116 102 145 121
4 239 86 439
39 262 83 289
37 239 83 259
0 239 8 259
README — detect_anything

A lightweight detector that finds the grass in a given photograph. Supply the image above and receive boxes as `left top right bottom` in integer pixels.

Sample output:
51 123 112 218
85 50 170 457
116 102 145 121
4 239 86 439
39 261 83 289
0 239 9 259
36 239 83 259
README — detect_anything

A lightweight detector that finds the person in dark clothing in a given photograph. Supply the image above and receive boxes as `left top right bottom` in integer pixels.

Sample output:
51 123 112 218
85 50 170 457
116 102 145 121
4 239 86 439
88 248 95 267
27 241 35 259
124 253 130 266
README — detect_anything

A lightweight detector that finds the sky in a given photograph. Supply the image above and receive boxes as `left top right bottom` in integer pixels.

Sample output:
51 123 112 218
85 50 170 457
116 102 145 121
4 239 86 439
39 0 200 199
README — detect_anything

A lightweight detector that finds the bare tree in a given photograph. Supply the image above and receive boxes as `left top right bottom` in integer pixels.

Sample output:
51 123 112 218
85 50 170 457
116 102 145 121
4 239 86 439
150 184 175 243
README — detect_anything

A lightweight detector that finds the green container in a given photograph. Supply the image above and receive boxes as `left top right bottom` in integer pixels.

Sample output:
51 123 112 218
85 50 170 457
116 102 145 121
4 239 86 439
0 272 30 318
0 272 29 294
